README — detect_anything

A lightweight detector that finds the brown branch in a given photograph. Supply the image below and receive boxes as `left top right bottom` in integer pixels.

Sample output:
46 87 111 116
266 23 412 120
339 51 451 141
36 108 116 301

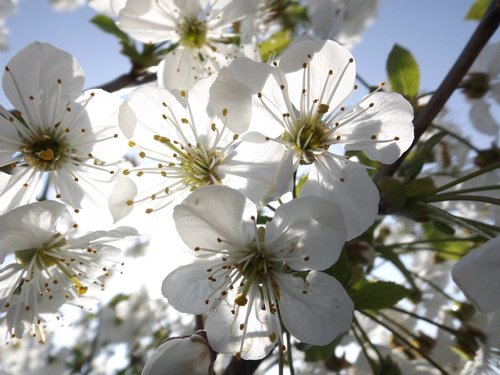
223 357 265 375
374 0 500 183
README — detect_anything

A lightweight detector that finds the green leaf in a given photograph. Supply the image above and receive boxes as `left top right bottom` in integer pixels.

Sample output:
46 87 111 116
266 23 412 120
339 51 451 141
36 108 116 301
91 15 130 43
351 281 411 310
402 131 447 182
465 0 490 20
259 30 292 62
386 44 420 98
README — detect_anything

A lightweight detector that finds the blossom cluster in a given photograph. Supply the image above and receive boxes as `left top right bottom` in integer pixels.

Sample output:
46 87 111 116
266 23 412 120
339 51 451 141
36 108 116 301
1 0 500 374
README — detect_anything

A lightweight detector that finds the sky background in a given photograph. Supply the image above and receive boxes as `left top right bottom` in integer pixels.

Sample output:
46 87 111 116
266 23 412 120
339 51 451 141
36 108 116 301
1 0 498 148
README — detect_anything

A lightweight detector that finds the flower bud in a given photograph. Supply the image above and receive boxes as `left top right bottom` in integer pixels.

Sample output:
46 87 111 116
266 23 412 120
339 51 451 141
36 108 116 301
141 330 216 375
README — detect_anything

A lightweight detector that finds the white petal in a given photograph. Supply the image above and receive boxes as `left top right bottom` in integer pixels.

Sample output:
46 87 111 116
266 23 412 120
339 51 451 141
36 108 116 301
0 168 43 214
205 286 277 359
209 0 257 28
278 40 356 115
76 89 127 162
469 100 499 136
173 185 255 253
209 57 282 135
452 237 500 313
119 84 191 155
3 42 84 128
278 271 353 345
304 155 379 240
216 139 292 204
118 0 178 44
162 259 226 314
336 92 414 164
0 201 72 262
265 196 347 271
141 333 214 375
158 48 199 90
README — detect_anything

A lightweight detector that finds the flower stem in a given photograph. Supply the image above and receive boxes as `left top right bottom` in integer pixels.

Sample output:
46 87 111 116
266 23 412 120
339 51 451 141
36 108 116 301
390 306 460 335
286 331 295 375
360 310 450 375
374 2 500 182
353 315 385 364
351 324 378 373
429 124 481 152
423 194 500 206
430 161 500 194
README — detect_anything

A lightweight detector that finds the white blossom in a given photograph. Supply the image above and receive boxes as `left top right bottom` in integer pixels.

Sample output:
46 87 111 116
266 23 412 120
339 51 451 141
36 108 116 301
209 39 414 238
118 0 257 89
162 185 353 359
0 42 127 217
0 200 137 341
118 76 291 216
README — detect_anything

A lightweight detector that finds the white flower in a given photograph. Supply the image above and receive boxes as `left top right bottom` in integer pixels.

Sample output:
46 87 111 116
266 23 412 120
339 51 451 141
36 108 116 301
88 0 126 17
50 0 85 12
452 236 500 314
118 0 257 89
464 41 500 136
141 331 216 375
0 200 137 341
209 39 414 238
307 0 381 48
162 185 353 359
118 77 291 215
0 42 127 216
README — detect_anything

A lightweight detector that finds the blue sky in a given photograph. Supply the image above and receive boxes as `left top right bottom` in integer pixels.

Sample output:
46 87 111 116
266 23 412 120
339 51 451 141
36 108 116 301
1 0 498 145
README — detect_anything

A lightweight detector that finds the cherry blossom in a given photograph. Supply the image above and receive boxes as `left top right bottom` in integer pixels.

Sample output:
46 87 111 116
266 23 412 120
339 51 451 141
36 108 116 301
0 200 137 341
118 76 291 215
118 0 257 89
209 39 414 238
0 42 127 216
162 185 353 359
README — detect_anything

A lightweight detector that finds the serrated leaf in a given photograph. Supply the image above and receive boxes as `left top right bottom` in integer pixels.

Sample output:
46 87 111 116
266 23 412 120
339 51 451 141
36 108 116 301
351 281 411 310
91 15 129 43
465 0 490 20
386 44 420 98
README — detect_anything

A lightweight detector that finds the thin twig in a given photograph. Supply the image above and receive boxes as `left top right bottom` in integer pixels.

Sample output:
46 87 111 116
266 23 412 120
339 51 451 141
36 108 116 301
374 1 500 182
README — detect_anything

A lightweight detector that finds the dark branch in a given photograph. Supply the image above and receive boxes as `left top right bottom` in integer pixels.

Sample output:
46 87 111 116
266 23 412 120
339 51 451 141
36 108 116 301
374 0 500 182
223 357 265 375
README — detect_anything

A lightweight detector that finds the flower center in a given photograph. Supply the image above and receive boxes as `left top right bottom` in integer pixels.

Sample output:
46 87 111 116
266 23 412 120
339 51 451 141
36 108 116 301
179 17 208 48
22 131 69 171
14 238 89 295
154 135 222 189
283 115 331 164
461 72 490 99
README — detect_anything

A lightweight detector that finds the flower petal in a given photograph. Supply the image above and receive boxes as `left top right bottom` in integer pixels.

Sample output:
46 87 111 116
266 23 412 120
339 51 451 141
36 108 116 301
173 185 255 253
162 259 226 314
278 39 356 115
335 92 414 164
304 155 379 240
452 237 500 313
265 196 347 271
205 286 278 359
278 271 354 346
3 42 84 128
